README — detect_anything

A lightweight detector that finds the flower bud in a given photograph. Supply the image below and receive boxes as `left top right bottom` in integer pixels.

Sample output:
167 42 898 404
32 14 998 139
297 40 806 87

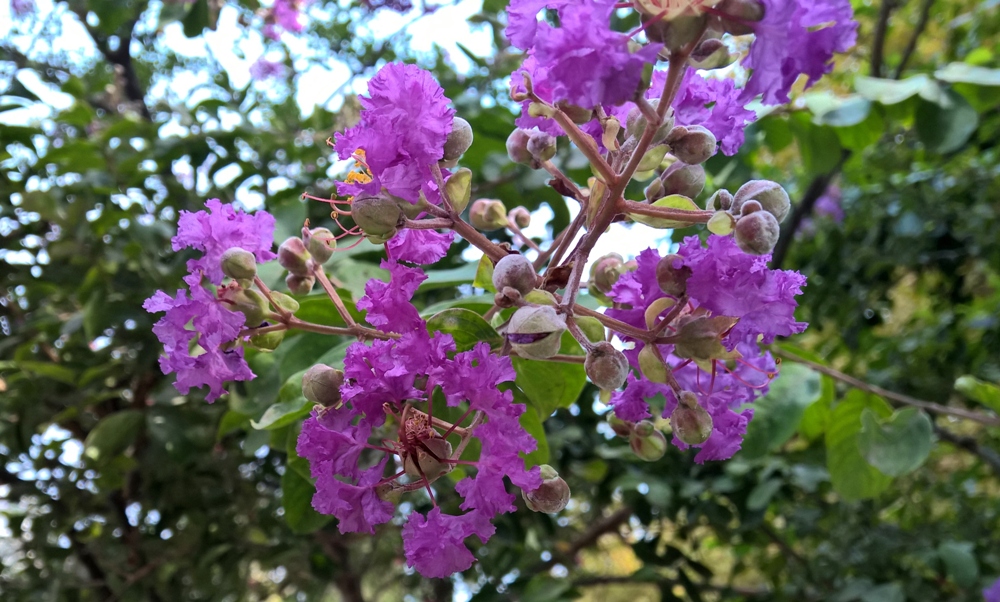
220 248 258 281
278 237 311 276
445 168 473 214
715 0 764 35
733 180 790 223
585 342 630 391
644 13 708 52
507 305 567 360
442 117 473 162
506 128 533 165
527 130 557 165
304 227 336 264
668 125 718 165
286 273 316 295
351 194 401 243
492 253 537 297
556 101 595 124
223 288 270 326
375 482 403 504
625 101 674 145
734 210 780 255
269 290 300 314
690 38 736 70
509 206 531 229
660 162 706 199
470 199 508 231
494 287 521 308
608 413 633 438
739 199 763 216
672 391 713 445
707 189 734 212
644 177 664 203
249 328 285 351
590 253 626 295
302 364 345 408
629 422 667 461
655 254 692 297
637 344 668 384
523 464 570 513
403 438 453 482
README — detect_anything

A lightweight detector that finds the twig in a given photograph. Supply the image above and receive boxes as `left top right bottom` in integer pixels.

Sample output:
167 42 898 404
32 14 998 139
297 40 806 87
933 426 1000 477
893 0 935 79
527 506 633 574
870 0 895 78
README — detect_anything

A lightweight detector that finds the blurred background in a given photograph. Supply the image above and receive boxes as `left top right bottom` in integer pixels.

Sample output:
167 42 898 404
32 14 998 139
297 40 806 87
1 0 999 600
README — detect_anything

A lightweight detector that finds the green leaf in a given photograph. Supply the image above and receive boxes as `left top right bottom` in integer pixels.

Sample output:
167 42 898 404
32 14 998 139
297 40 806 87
934 63 1000 87
857 407 933 477
799 375 835 441
217 410 250 440
426 308 503 352
12 361 77 386
855 74 938 105
83 410 145 465
746 479 782 511
812 95 873 127
420 263 480 292
826 391 893 501
518 403 550 467
937 541 979 587
954 375 1000 413
512 332 587 419
790 115 843 174
740 363 821 458
628 195 701 229
251 371 313 430
281 466 332 534
915 90 979 154
860 584 904 602
473 255 496 292
182 0 210 37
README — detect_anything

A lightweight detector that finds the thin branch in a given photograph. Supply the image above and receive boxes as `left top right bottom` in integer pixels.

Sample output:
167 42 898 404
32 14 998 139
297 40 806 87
893 0 935 79
870 0 895 78
528 506 633 574
933 426 1000 477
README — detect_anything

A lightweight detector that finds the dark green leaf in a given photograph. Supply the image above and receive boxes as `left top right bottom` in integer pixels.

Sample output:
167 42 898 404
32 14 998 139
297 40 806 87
425 308 502 352
857 407 933 477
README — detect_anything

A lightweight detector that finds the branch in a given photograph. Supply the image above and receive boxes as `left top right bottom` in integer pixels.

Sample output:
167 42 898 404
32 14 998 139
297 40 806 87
316 531 367 602
774 350 1000 426
572 573 770 598
893 0 935 79
933 426 1000 477
870 0 895 78
527 506 632 574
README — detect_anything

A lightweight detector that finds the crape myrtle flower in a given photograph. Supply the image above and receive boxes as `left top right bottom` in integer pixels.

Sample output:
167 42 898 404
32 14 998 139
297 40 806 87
296 260 542 577
263 0 309 39
740 0 858 105
984 577 1000 602
507 0 660 110
250 58 287 81
146 199 277 401
11 0 35 18
606 236 806 462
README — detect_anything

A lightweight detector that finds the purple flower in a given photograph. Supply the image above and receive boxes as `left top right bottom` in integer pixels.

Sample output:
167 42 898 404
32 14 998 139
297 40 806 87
814 184 844 223
264 0 307 38
402 508 496 578
984 577 1000 602
355 260 427 334
250 58 287 81
334 63 455 203
672 69 756 156
387 228 453 265
143 285 253 402
741 0 858 105
173 198 276 287
11 0 35 17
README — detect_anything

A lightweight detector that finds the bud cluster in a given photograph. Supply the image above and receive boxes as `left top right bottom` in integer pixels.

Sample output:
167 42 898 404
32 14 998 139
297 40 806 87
708 180 791 255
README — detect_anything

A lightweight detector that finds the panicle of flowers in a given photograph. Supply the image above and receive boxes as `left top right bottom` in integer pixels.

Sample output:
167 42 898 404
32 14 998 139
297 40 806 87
296 262 542 577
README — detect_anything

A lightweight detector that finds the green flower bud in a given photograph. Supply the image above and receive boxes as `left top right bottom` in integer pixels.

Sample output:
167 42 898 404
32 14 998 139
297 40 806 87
607 413 633 438
506 129 533 165
222 287 270 327
305 227 336 264
527 130 557 165
403 438 453 482
351 194 401 243
625 101 674 145
249 328 285 351
668 125 718 165
637 344 669 384
590 253 626 295
673 315 740 362
556 101 595 124
445 168 473 214
733 180 790 223
442 117 474 162
672 391 713 445
269 291 300 314
375 482 403 504
492 253 537 297
278 237 311 276
507 305 567 360
644 13 708 52
715 0 764 35
285 273 316 295
509 206 531 229
644 177 665 203
707 189 734 212
220 247 258 281
690 38 737 70
655 254 692 298
523 464 570 513
660 162 706 199
734 210 780 255
630 422 667 461
585 342 630 391
302 364 345 408
470 199 508 231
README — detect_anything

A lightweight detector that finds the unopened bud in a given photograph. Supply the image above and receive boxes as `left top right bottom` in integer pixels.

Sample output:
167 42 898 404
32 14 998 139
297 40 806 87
223 288 270 326
509 206 531 229
494 287 521 308
734 210 780 255
690 38 736 70
629 422 667 461
715 0 764 35
304 227 336 264
249 328 285 351
655 254 691 297
470 199 508 231
585 342 630 391
507 129 533 165
269 291 300 314
302 364 345 407
351 195 401 244
278 237 311 276
403 438 453 482
707 189 734 212
445 168 473 214
286 273 316 295
637 344 669 384
507 305 567 360
733 180 790 223
556 101 594 124
625 102 674 145
590 253 626 295
661 162 706 199
668 125 718 165
220 248 258 281
442 117 474 162
672 391 713 445
739 199 763 216
492 254 537 297
644 177 664 203
608 413 633 438
375 482 403 504
527 130 557 165
644 13 708 51
523 464 570 513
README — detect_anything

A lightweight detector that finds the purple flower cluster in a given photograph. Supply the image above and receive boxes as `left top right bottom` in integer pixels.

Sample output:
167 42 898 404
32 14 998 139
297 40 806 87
606 235 807 462
263 0 308 39
985 578 1000 602
296 261 541 577
250 58 287 81
145 199 276 401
